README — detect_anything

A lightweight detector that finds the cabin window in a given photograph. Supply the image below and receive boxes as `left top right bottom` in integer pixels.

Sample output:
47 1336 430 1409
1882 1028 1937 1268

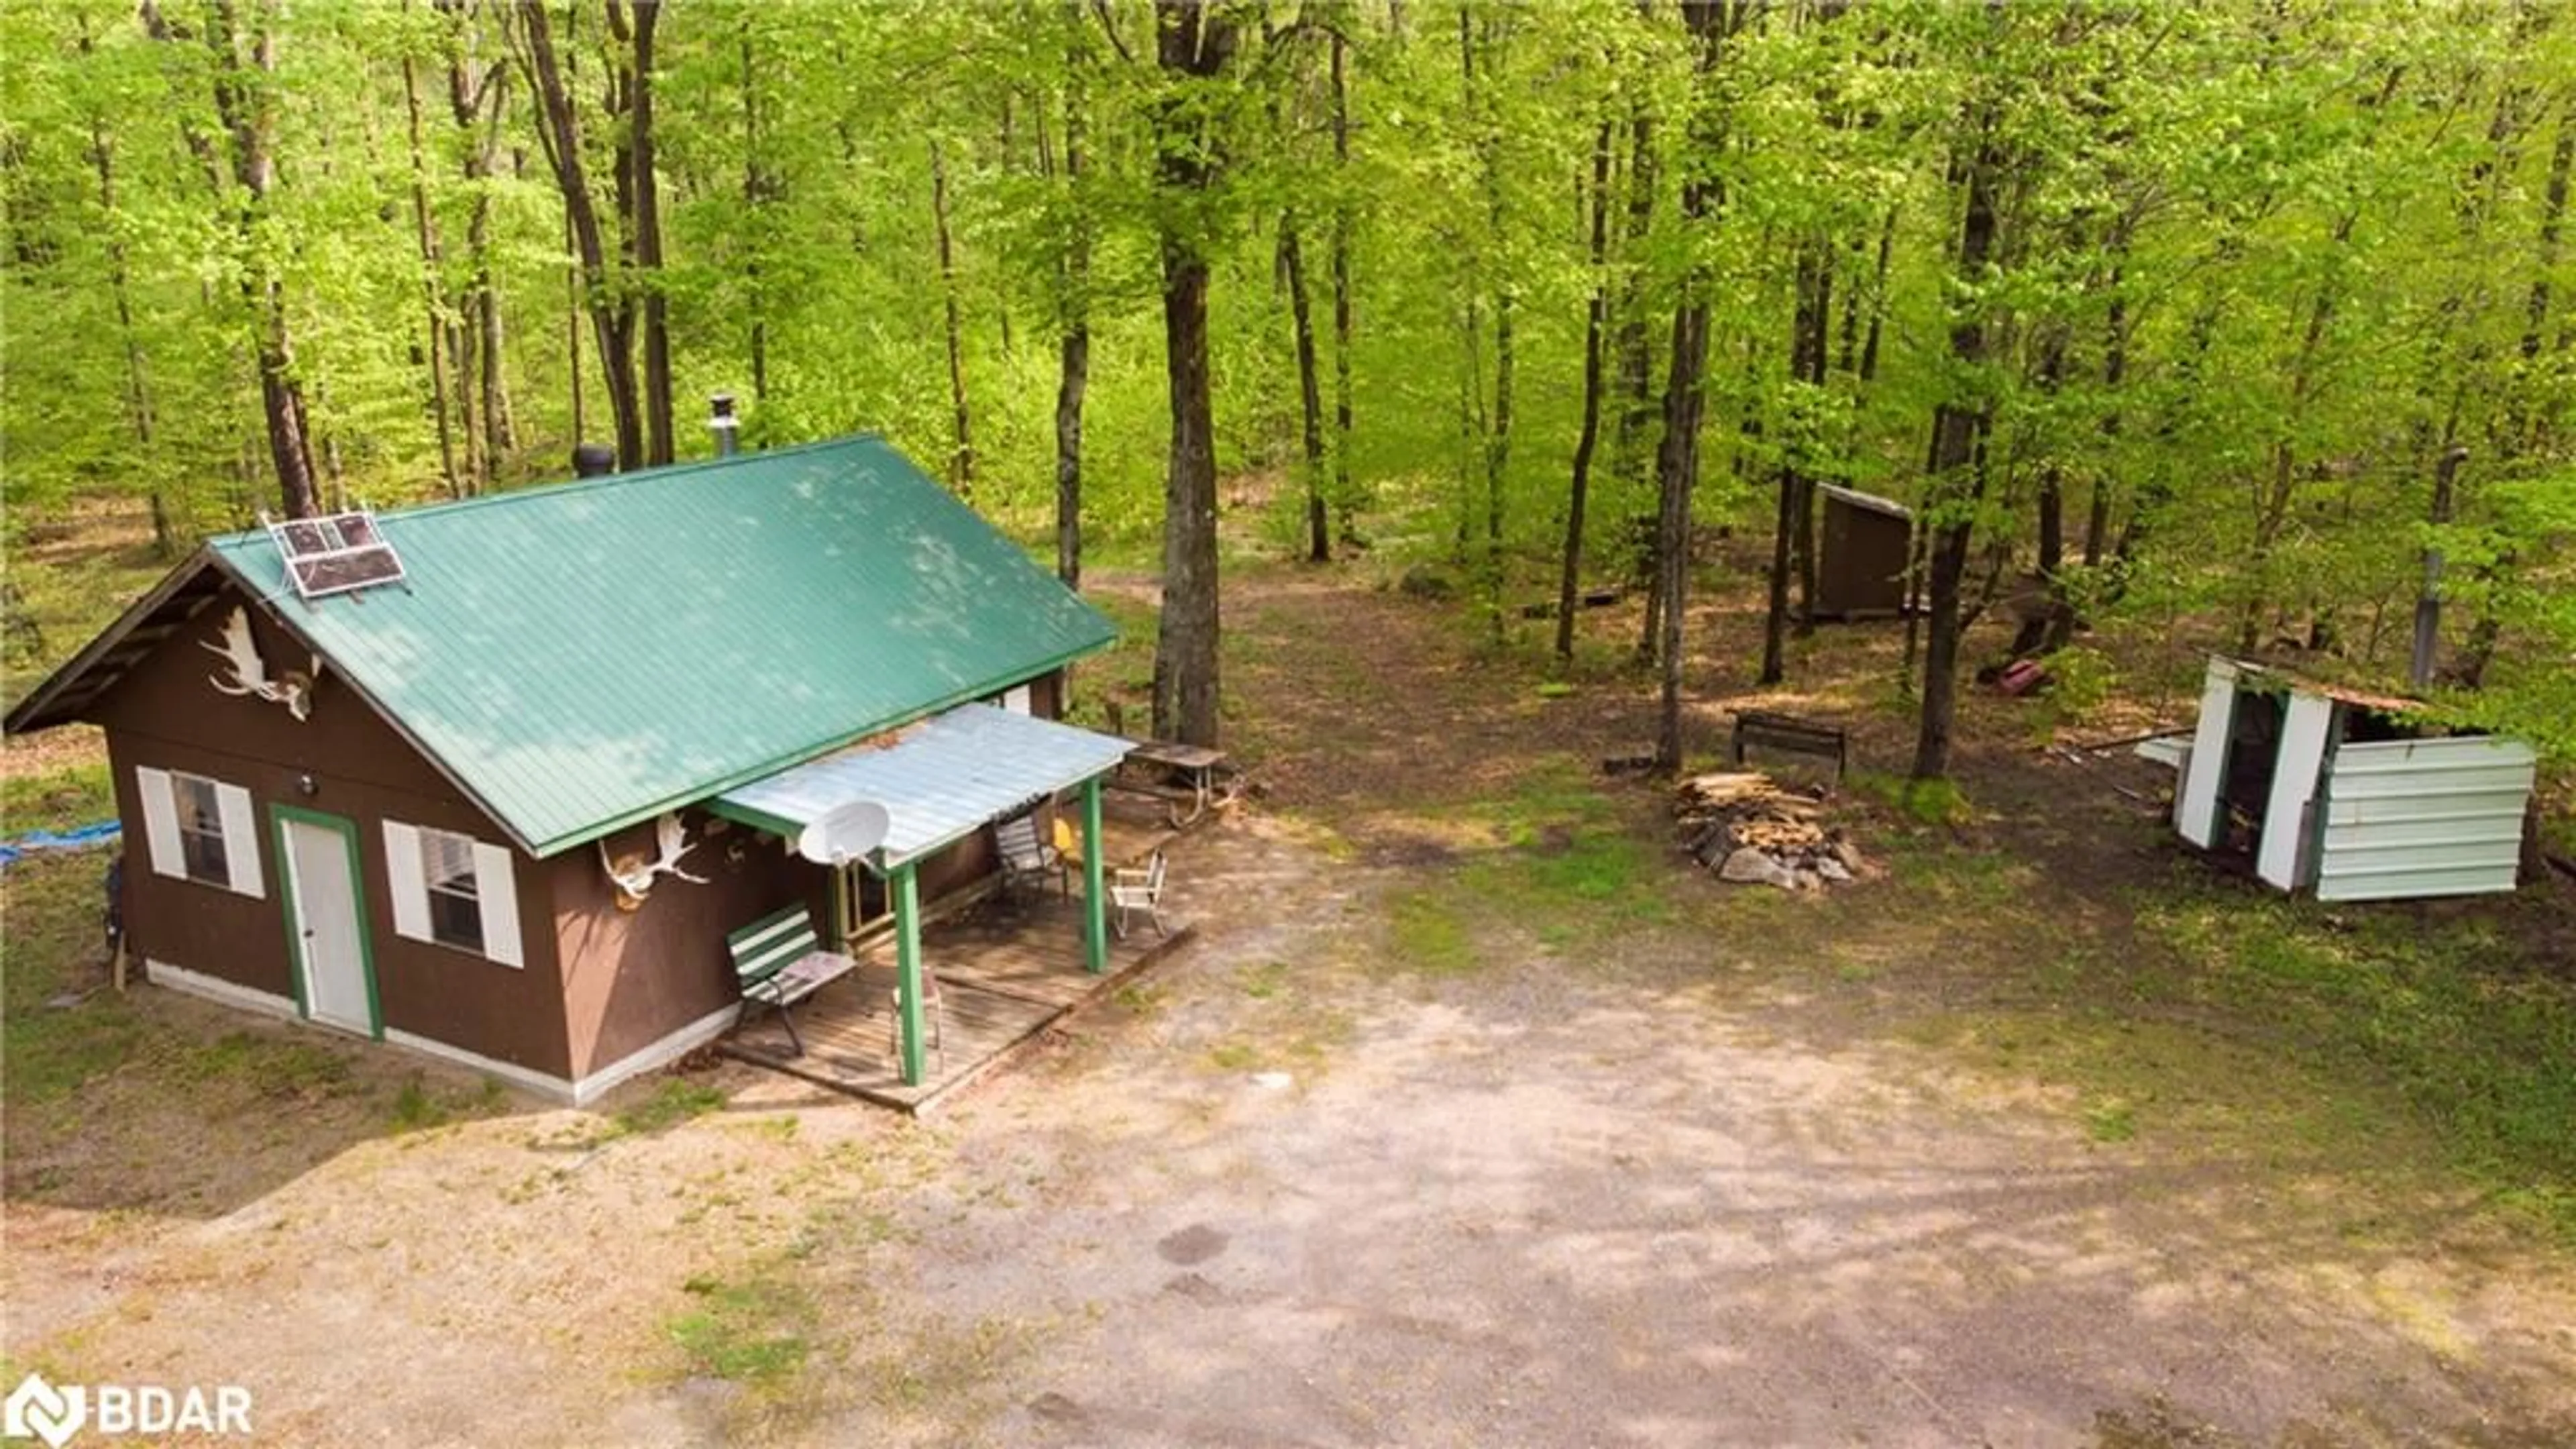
382 821 525 968
419 829 484 953
174 775 230 885
135 766 264 898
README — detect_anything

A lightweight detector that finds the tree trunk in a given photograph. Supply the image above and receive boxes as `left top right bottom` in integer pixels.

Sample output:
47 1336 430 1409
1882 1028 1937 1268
931 140 975 497
1148 0 1236 747
2242 225 2347 654
629 0 672 466
1487 294 1514 637
1654 0 1731 773
1281 215 1330 562
519 0 639 468
1910 117 2004 782
203 0 318 518
401 50 462 497
743 32 773 405
2080 262 2127 576
448 18 513 483
1328 19 1357 543
77 18 162 545
2012 321 2070 659
1791 250 1827 635
1619 79 1661 658
1055 3 1091 586
1854 205 1896 386
1556 117 1615 661
1762 237 1831 684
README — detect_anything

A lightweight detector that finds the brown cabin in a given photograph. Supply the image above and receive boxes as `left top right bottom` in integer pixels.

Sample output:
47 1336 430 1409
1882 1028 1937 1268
6 437 1121 1102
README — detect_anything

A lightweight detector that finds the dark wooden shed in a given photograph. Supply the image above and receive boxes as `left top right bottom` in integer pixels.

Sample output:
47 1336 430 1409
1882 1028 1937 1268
1814 484 1913 621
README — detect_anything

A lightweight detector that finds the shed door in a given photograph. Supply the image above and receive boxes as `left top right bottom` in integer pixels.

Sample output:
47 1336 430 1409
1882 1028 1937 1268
282 814 376 1036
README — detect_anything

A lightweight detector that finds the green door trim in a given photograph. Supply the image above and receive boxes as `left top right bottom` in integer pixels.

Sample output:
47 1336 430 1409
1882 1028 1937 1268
270 804 384 1040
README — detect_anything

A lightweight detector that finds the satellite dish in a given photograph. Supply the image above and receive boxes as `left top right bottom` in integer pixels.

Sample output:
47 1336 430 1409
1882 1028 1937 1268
798 800 890 865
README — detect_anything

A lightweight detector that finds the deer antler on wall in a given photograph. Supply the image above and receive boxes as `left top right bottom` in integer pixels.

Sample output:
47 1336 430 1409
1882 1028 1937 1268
201 605 321 721
600 812 709 911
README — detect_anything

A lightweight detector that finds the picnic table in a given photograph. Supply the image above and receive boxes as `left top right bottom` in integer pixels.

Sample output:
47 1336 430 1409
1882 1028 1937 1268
1119 739 1234 827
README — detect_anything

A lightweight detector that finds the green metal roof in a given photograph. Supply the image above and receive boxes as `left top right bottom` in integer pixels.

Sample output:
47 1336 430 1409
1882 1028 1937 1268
202 435 1116 857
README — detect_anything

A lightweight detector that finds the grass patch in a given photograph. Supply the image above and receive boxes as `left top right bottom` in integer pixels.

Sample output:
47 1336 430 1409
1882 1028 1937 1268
618 1077 728 1135
863 1313 1042 1417
385 1073 503 1131
1385 888 1479 977
1 759 115 833
669 1267 817 1387
2139 894 2576 1235
1853 770 1972 826
180 1030 356 1098
1 852 140 1108
1111 981 1168 1015
1204 1040 1262 1072
531 1076 728 1153
2083 1098 2139 1144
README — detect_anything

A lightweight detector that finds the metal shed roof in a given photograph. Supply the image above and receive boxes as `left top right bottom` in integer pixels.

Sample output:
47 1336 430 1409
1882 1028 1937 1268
7 435 1117 857
711 704 1134 868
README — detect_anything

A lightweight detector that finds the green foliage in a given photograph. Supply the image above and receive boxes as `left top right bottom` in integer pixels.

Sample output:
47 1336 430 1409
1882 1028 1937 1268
0 0 2569 771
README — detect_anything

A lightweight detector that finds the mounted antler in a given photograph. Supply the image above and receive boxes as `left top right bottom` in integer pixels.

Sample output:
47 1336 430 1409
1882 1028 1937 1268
201 606 320 722
600 812 708 910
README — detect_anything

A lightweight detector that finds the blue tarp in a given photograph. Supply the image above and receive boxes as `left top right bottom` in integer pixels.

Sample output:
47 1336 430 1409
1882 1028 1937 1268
0 819 120 870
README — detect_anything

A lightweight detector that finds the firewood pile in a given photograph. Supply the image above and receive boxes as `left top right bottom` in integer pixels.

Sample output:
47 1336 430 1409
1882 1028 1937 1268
1674 771 1867 891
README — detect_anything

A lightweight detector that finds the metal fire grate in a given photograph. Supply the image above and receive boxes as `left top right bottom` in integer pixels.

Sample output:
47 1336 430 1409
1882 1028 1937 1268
262 509 407 601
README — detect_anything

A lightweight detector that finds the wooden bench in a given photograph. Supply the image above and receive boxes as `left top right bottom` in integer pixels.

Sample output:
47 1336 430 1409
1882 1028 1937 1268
727 904 858 1058
1730 710 1849 780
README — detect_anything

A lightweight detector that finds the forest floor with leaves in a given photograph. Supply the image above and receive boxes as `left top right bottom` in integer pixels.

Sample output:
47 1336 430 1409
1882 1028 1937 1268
5 512 2575 1446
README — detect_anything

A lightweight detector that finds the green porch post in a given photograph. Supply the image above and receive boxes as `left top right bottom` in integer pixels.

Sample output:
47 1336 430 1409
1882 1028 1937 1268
893 862 926 1085
1081 776 1109 975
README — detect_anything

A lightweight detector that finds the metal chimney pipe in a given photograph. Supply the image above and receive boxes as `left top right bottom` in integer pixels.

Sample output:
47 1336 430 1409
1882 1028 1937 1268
571 443 616 478
709 393 740 458
2410 445 2469 691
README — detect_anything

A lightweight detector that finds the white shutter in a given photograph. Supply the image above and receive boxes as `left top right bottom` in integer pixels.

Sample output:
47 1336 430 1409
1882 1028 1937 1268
1003 684 1032 715
382 822 431 941
473 841 524 969
215 782 264 898
136 767 184 879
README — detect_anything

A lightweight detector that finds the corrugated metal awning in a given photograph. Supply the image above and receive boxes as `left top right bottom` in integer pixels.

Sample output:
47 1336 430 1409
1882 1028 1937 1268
710 704 1133 869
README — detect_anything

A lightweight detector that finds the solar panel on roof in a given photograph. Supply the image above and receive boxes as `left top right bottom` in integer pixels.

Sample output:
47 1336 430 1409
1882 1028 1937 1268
262 509 407 601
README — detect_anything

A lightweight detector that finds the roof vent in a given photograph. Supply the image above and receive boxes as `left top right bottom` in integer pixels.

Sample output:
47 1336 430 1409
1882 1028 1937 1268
262 509 407 601
710 394 740 458
572 443 616 478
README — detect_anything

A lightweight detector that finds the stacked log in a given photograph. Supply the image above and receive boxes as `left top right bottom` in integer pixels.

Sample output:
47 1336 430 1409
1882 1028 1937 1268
1674 771 1864 891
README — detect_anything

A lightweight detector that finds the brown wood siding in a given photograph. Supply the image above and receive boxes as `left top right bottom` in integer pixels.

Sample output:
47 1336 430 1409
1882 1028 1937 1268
89 581 574 1079
1817 499 1913 619
551 810 823 1079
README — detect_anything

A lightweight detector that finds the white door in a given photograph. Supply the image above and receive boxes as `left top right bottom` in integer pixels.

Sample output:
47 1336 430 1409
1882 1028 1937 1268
283 816 374 1034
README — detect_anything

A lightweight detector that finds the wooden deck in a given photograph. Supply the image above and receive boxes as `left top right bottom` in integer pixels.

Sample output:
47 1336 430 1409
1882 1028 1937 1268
718 885 1191 1114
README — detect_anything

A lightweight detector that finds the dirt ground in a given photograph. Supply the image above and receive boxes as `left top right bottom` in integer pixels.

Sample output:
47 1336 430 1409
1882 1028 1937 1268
5 560 2573 1447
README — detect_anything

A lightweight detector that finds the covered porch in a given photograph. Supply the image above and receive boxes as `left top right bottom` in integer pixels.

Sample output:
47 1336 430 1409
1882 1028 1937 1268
710 702 1175 1103
716 883 1192 1112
